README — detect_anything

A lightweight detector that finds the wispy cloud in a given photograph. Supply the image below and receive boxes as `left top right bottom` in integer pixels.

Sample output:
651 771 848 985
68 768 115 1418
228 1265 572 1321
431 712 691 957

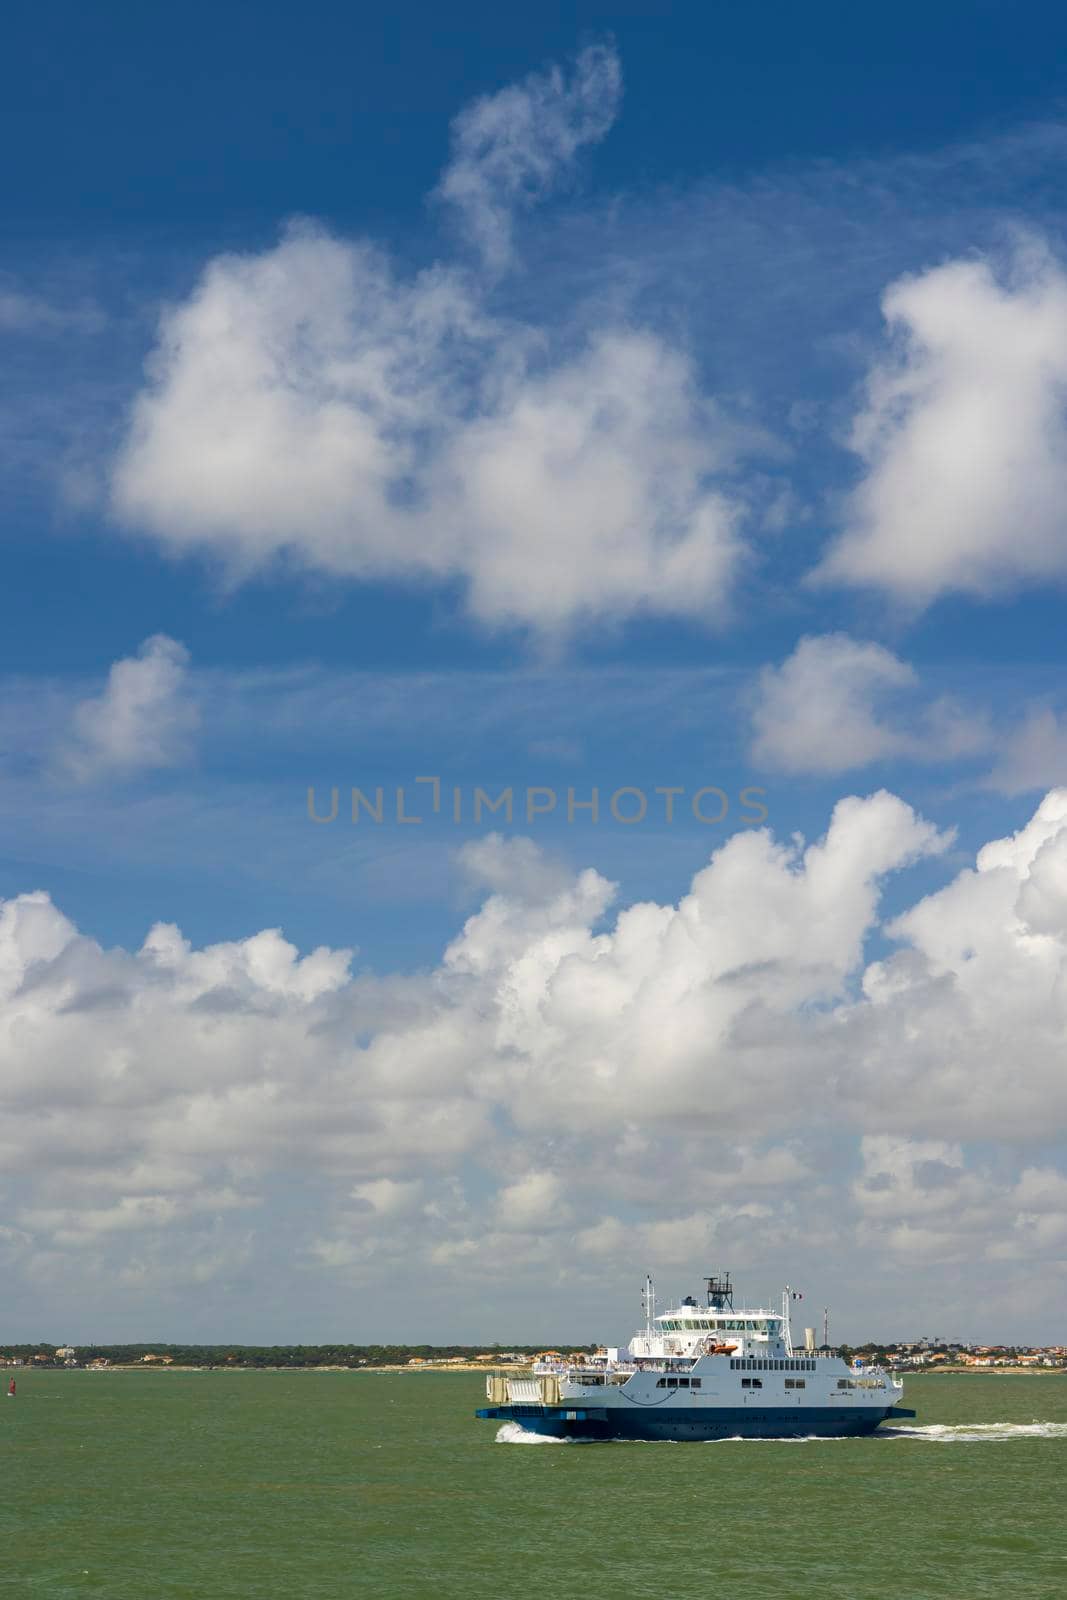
437 42 622 273
0 277 105 336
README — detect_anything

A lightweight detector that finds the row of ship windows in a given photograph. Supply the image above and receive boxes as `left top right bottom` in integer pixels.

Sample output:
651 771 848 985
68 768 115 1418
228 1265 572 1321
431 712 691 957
655 1374 814 1391
660 1319 778 1333
730 1359 816 1371
742 1378 807 1389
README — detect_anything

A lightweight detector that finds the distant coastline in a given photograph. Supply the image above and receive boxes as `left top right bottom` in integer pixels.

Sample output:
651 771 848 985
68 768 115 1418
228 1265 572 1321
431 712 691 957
0 1343 566 1373
909 1365 1066 1377
65 1361 527 1374
4 1341 1065 1374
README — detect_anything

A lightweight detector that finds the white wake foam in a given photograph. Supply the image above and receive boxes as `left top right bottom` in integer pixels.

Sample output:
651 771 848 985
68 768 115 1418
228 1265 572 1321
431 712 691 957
495 1421 570 1444
495 1420 1067 1446
879 1421 1067 1443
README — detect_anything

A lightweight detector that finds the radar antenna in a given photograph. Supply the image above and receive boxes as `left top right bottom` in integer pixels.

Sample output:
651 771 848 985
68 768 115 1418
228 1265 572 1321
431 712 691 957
704 1272 733 1310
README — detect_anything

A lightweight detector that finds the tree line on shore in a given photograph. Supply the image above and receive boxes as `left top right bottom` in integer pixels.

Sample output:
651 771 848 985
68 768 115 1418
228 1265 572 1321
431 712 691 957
1 1343 590 1367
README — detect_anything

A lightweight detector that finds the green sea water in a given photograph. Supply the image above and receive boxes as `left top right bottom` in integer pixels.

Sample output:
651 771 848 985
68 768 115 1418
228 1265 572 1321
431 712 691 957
4 1371 1067 1599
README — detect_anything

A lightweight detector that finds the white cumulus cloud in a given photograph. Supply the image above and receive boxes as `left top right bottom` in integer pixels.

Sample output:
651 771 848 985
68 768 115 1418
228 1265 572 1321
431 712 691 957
110 50 751 639
6 791 1067 1333
750 633 987 774
817 241 1067 606
60 634 198 781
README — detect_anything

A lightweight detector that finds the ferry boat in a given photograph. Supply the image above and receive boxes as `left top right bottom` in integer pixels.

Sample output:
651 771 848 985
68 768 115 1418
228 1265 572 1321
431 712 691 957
476 1272 914 1441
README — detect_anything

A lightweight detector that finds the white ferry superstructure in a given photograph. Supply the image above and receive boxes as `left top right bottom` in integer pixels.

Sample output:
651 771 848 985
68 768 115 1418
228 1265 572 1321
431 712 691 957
476 1272 913 1441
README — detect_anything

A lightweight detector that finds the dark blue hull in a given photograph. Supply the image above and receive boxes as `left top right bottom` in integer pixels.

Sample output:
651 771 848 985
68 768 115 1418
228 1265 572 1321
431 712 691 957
476 1403 902 1441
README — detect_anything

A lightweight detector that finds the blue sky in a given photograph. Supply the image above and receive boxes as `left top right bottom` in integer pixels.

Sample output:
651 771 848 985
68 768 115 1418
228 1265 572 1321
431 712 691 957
4 3 1067 1345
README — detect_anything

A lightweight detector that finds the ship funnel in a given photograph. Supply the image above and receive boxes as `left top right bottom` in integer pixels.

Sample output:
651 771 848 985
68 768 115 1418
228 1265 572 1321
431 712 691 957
804 1327 816 1353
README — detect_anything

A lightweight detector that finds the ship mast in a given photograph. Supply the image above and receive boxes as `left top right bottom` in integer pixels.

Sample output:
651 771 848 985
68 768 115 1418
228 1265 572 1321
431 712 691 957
642 1274 656 1338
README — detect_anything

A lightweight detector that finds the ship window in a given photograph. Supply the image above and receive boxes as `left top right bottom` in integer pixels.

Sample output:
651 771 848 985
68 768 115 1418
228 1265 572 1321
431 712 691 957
656 1378 666 1388
730 1360 737 1370
837 1379 853 1390
741 1378 763 1389
785 1379 806 1390
667 1377 678 1388
677 1378 689 1388
691 1379 701 1389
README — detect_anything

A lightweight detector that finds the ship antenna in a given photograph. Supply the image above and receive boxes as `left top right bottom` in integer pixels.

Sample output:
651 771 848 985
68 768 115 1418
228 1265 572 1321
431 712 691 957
704 1271 733 1311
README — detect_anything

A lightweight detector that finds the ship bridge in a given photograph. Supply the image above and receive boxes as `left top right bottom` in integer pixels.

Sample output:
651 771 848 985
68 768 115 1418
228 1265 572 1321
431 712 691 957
629 1273 789 1363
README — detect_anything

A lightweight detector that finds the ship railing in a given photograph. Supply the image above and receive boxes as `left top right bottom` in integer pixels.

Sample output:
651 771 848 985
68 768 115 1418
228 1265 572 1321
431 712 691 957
534 1359 638 1379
